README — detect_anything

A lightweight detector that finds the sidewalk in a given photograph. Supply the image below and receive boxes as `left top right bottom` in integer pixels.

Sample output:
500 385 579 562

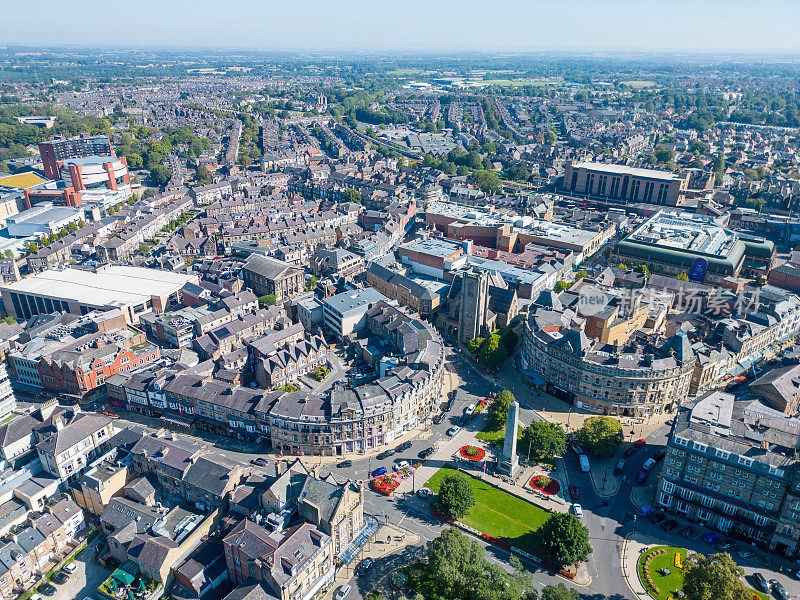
324 523 420 600
620 533 660 600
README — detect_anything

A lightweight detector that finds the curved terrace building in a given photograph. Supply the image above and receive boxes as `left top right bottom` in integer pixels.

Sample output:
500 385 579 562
267 300 445 456
521 293 695 417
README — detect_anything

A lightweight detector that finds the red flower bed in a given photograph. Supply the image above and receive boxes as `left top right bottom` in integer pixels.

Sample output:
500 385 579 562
459 445 486 462
529 475 561 495
371 475 399 495
481 533 511 550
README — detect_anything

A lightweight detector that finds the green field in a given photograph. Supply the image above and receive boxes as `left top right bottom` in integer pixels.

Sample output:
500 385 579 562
637 546 768 600
621 80 657 89
425 467 551 554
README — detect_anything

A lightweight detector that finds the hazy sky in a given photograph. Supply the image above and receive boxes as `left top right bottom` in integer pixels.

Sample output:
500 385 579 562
2 0 799 52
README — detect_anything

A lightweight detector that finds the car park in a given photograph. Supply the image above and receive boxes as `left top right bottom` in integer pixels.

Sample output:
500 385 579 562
393 460 410 472
396 441 413 451
336 584 352 600
371 467 387 478
446 426 460 436
679 525 696 538
702 532 720 544
572 504 584 518
337 460 353 468
419 447 435 459
660 519 678 531
569 485 579 499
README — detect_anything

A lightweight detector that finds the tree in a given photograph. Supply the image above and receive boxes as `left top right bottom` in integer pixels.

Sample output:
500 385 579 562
478 334 507 370
654 147 675 164
677 272 690 281
522 421 567 462
537 513 592 568
683 552 750 600
149 164 171 188
576 416 624 457
466 337 484 354
553 280 570 292
574 270 588 281
195 165 212 184
545 129 557 144
342 188 363 204
487 390 514 430
258 294 277 308
632 264 651 282
3 250 13 259
713 153 725 186
305 275 317 291
434 474 475 520
540 583 579 600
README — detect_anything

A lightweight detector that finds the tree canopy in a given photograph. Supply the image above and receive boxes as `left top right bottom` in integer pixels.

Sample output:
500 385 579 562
522 421 567 462
683 553 751 600
487 390 514 430
576 416 624 457
536 513 592 568
434 474 476 520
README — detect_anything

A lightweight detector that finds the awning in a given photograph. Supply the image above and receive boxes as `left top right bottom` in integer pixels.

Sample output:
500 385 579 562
160 414 194 428
111 569 135 586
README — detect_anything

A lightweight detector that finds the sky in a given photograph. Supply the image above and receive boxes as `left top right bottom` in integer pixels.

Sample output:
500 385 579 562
1 0 799 53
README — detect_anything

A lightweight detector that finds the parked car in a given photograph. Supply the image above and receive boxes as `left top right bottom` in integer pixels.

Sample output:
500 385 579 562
393 460 410 472
336 584 352 600
337 460 353 468
38 584 56 596
446 426 460 437
417 488 431 499
737 549 755 559
570 443 584 455
717 540 736 551
772 580 790 600
572 504 584 518
648 512 666 525
377 449 395 460
660 519 678 531
614 459 626 475
641 458 656 471
654 448 667 461
569 485 580 499
396 441 413 452
637 506 654 517
702 532 720 544
634 438 646 448
464 403 476 415
753 573 770 593
623 446 638 458
250 457 268 466
433 414 445 424
370 467 387 478
679 526 696 538
419 447 435 459
51 572 69 585
636 470 648 484
356 558 374 576
62 563 77 573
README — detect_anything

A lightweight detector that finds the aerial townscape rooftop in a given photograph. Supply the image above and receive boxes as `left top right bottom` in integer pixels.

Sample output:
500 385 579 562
0 4 798 600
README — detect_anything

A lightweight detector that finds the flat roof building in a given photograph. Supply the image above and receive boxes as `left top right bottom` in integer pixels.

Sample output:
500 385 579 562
0 265 198 324
322 287 386 339
562 160 690 206
38 134 113 180
5 202 85 238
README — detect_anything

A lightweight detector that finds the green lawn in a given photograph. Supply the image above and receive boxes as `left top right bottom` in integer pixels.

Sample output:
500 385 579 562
637 546 768 600
475 423 523 445
425 467 551 554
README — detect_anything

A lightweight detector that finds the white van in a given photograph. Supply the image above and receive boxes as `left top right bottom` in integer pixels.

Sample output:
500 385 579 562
336 585 352 600
578 454 590 473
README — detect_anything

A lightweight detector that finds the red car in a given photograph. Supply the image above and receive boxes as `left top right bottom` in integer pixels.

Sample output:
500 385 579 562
634 438 647 448
569 485 580 499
